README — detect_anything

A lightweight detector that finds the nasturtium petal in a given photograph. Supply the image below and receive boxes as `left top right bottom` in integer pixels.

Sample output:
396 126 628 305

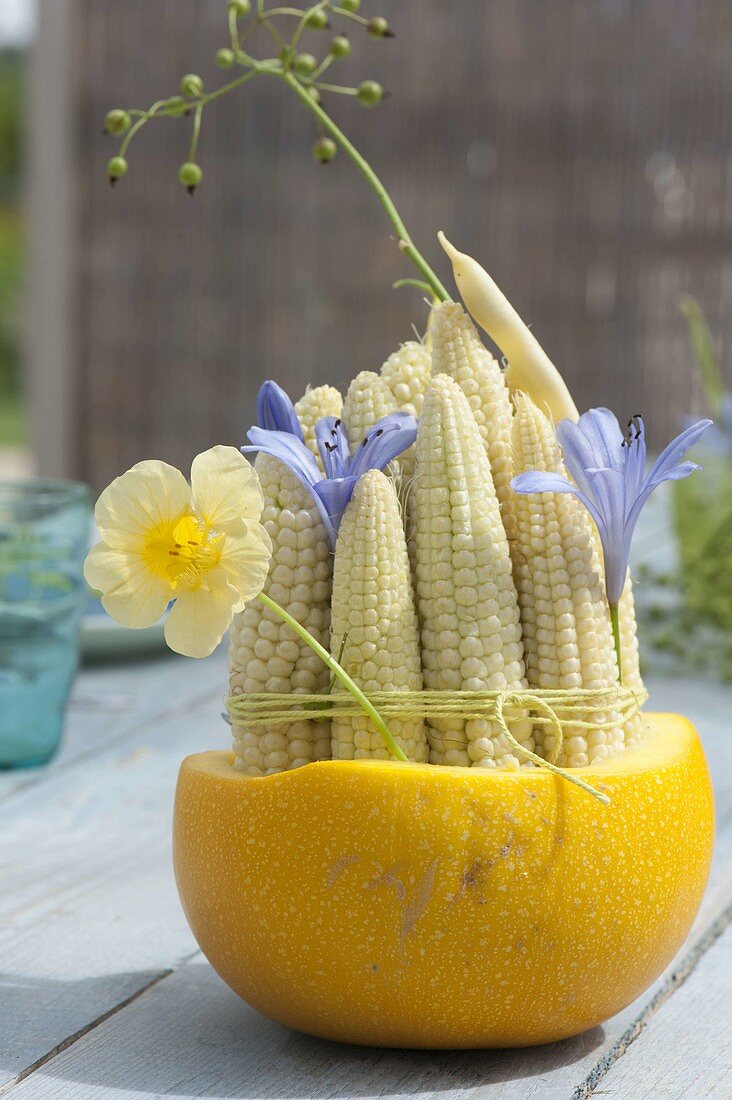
85 541 171 628
164 572 240 658
95 461 191 551
191 445 265 534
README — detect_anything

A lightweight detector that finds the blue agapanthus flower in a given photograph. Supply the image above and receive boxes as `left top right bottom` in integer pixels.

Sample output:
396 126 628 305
511 407 712 606
243 381 417 546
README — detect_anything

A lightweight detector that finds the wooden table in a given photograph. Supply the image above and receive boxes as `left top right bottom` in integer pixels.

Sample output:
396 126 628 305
1 499 731 1098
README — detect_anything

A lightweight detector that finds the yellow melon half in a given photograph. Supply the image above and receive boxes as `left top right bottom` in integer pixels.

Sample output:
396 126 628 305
173 713 713 1048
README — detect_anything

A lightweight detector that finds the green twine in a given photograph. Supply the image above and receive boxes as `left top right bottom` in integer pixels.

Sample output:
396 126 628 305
227 684 648 805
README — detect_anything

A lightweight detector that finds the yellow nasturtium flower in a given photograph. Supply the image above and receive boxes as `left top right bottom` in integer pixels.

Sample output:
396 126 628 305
84 446 272 658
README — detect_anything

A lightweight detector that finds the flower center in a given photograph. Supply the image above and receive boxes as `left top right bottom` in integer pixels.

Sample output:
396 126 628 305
144 513 223 591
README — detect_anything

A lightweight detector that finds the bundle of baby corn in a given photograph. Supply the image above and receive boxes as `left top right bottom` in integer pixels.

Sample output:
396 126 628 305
229 303 644 776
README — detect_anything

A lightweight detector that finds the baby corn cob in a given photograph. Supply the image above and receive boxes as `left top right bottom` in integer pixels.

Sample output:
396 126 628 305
343 370 417 535
342 371 398 454
295 384 343 462
230 386 339 775
431 301 515 538
414 374 532 768
511 393 623 766
330 469 427 761
379 340 432 417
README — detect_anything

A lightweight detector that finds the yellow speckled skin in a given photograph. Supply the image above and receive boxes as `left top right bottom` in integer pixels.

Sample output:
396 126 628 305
173 714 713 1049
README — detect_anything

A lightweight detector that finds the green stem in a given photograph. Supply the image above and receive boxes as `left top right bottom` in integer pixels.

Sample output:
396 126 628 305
282 70 449 302
228 4 241 49
311 81 357 95
393 277 435 296
610 601 623 684
265 6 315 16
331 5 369 25
257 591 408 762
119 99 169 155
291 1 331 51
310 54 335 80
189 104 203 161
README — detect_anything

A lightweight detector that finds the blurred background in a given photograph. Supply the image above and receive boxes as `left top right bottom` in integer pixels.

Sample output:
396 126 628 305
0 0 730 492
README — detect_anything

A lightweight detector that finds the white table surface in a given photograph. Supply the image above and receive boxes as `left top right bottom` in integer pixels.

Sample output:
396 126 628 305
1 494 730 1100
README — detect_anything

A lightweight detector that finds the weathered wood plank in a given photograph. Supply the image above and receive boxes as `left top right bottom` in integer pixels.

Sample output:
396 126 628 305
0 655 228 1089
585 906 732 1099
0 958 601 1100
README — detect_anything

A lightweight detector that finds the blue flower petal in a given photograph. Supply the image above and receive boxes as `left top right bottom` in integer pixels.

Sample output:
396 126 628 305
578 407 625 471
315 416 350 480
243 427 321 484
313 476 359 538
255 381 303 438
511 471 605 536
643 419 712 493
349 414 418 478
555 420 599 499
622 416 647 501
585 467 628 603
511 471 575 495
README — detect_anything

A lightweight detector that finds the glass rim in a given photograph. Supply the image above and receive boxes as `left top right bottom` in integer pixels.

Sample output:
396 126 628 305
0 478 91 504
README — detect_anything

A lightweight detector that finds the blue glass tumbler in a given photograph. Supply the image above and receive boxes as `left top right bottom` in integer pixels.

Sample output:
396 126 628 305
0 480 91 767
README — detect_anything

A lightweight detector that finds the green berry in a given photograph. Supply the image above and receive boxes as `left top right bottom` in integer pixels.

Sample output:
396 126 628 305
339 0 360 11
367 16 393 38
357 79 384 107
305 10 329 30
329 34 350 58
215 47 236 69
294 52 318 76
104 109 131 136
228 0 251 14
181 73 204 98
107 156 128 184
279 44 295 65
308 87 322 104
179 161 203 191
313 137 337 163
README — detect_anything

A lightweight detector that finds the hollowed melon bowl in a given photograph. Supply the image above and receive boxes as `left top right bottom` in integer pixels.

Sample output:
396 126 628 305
173 713 713 1049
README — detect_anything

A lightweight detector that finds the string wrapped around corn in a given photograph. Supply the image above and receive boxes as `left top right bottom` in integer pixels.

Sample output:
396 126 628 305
511 393 624 765
413 374 533 767
330 468 427 761
229 385 341 775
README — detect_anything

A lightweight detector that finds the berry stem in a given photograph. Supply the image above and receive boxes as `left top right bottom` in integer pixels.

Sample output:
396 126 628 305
189 104 203 161
282 70 449 302
311 81 358 94
291 1 331 51
331 5 369 26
